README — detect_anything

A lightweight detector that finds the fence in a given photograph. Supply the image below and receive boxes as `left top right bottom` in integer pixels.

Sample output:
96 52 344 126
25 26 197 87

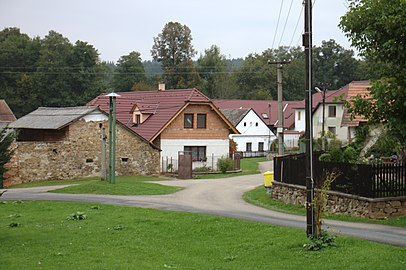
237 151 268 158
274 153 406 198
161 153 241 174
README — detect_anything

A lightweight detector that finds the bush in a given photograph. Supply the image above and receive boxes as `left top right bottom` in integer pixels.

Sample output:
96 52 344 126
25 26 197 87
343 146 357 163
319 153 332 162
217 157 234 173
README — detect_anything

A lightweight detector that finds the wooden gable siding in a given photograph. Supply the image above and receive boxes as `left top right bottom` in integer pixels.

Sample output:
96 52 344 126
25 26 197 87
161 104 230 140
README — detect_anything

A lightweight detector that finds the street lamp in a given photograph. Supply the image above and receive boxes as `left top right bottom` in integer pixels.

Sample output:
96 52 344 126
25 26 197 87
315 87 326 151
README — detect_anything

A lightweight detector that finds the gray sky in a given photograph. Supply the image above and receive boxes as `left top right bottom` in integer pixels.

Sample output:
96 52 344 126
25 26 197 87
0 0 352 62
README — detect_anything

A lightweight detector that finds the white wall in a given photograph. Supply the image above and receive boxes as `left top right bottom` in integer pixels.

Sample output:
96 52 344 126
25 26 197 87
294 109 306 132
160 139 229 169
232 109 275 152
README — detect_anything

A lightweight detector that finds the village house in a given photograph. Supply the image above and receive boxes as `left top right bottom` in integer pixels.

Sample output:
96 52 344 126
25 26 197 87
214 99 303 151
5 106 159 186
294 81 370 144
88 87 238 171
220 108 276 157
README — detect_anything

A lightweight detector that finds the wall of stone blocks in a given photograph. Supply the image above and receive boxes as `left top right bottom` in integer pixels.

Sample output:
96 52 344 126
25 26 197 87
271 181 406 219
4 119 160 186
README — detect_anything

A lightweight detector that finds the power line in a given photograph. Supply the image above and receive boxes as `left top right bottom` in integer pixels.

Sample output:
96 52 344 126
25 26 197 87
289 5 304 47
272 0 284 48
278 0 295 48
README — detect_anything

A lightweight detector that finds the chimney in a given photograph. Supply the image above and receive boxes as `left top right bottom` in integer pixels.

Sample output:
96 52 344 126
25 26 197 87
158 83 165 91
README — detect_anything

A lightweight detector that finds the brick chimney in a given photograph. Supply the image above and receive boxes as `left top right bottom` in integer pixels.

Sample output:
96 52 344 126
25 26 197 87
158 83 165 91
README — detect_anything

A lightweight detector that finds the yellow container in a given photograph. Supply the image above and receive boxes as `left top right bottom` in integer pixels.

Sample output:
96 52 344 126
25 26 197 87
263 171 274 187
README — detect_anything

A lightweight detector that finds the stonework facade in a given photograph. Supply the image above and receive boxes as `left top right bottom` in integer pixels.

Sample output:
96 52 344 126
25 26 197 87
5 118 160 187
272 181 406 219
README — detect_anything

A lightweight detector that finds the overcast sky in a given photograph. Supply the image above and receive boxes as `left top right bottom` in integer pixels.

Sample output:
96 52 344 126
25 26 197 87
0 0 353 62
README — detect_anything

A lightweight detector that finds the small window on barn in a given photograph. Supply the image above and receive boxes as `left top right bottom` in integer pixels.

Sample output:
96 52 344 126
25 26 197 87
121 157 129 163
86 158 94 163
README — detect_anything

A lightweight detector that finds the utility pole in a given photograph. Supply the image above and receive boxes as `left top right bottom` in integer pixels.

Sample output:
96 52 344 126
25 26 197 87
303 0 315 237
101 127 107 181
269 60 290 156
107 92 120 184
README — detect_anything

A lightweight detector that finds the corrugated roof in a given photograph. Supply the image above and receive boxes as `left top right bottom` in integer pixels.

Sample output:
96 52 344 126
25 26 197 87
220 108 251 126
0 100 17 123
8 106 98 129
87 89 214 141
213 99 302 130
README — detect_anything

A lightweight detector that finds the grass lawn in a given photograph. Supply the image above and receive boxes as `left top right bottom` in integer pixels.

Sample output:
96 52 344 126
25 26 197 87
10 176 182 196
1 200 405 270
194 157 267 179
244 186 406 228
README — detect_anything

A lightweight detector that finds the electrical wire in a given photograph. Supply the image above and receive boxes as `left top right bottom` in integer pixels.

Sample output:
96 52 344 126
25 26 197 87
278 0 295 48
272 0 284 49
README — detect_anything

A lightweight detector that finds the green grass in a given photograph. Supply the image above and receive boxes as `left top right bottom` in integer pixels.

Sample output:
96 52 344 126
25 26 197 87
244 186 406 228
1 200 405 270
11 176 182 196
194 157 267 179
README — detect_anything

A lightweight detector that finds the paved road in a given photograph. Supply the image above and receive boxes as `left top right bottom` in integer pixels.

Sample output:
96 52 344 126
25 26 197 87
2 166 406 247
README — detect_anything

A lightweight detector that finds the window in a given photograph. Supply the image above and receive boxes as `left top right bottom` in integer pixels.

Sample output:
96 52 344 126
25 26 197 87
135 114 141 125
197 114 207 128
255 122 258 127
184 114 193 128
328 106 336 117
244 122 247 127
297 111 301 121
262 113 269 119
184 146 206 161
328 126 336 135
246 142 252 152
258 142 264 152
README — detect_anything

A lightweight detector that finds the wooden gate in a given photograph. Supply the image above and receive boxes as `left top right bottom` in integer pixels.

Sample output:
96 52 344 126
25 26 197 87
178 151 192 179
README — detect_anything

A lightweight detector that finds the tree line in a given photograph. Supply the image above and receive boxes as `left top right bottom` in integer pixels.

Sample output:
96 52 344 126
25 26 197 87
0 23 375 118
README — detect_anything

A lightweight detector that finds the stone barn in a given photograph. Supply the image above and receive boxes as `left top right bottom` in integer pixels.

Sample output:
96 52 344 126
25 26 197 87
5 106 160 186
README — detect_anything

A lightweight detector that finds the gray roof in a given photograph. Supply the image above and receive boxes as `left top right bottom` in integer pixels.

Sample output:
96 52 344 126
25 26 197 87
220 108 251 126
8 106 99 130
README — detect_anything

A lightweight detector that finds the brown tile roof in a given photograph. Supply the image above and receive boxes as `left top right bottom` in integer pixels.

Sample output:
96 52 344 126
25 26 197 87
213 99 302 130
0 99 17 123
88 89 236 141
341 81 371 127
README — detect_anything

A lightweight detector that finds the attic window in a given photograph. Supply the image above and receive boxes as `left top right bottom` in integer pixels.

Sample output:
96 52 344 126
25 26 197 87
135 114 141 125
262 113 269 119
184 114 193 128
86 158 94 163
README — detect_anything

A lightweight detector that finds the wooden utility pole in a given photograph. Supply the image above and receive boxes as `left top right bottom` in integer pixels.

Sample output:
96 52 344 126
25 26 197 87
269 60 290 156
303 0 315 237
107 92 120 184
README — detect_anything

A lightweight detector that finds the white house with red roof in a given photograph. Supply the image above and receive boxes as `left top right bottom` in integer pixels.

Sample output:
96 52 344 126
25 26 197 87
214 99 303 150
294 81 370 144
88 88 238 171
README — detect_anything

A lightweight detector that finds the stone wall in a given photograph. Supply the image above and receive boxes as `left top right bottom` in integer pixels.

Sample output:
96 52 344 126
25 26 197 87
272 181 406 219
4 119 160 186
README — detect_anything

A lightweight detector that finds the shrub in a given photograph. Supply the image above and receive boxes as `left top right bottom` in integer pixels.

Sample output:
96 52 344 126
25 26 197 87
217 157 234 173
67 211 87 220
343 146 357 163
319 153 332 162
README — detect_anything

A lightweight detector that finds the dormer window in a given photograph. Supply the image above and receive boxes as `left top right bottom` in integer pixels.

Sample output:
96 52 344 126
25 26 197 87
135 114 141 125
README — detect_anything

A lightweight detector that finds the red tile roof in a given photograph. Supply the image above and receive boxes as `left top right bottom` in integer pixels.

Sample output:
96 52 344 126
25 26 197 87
88 89 222 141
213 99 302 129
341 81 371 127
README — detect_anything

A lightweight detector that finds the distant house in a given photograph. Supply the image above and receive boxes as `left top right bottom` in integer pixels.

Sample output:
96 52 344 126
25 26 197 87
294 81 370 144
5 106 159 186
88 88 238 171
220 108 276 156
0 99 16 130
214 99 303 150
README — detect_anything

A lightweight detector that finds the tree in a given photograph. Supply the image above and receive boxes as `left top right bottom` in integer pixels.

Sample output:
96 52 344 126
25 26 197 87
313 39 361 89
197 45 229 98
151 22 200 89
112 51 146 91
340 0 406 152
0 129 14 189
